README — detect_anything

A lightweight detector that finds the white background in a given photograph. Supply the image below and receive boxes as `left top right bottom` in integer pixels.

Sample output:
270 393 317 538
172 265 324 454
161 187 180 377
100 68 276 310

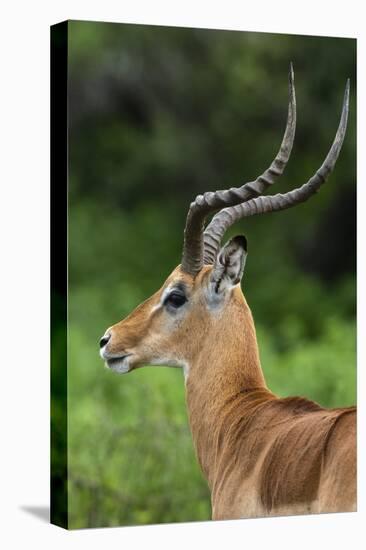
0 1 364 548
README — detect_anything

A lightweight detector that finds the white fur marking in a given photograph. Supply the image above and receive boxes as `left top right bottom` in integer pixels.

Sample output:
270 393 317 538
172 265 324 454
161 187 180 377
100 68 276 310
149 356 190 381
182 361 190 382
150 285 174 313
107 356 131 374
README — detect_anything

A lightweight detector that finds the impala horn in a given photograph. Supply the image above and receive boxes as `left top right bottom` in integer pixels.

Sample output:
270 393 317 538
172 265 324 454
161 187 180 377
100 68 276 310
180 66 350 275
181 63 297 276
203 79 350 264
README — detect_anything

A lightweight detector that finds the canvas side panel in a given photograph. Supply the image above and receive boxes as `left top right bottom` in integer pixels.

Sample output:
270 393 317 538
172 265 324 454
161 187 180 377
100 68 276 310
50 20 68 530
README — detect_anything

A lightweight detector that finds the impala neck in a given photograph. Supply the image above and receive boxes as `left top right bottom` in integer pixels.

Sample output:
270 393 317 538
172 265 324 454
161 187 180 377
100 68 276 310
184 288 267 486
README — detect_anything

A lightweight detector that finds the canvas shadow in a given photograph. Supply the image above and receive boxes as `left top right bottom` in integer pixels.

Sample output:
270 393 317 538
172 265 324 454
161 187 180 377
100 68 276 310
20 505 50 523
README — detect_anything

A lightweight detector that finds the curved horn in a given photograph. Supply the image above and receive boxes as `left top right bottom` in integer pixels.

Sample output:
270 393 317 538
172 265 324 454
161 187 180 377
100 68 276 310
203 79 350 265
181 64 297 276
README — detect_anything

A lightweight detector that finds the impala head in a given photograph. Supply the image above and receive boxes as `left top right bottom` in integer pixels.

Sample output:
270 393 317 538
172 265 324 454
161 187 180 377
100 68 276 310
100 235 248 375
100 66 349 377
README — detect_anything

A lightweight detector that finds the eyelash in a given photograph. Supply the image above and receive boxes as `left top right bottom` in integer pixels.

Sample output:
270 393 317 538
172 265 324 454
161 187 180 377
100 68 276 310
164 291 187 308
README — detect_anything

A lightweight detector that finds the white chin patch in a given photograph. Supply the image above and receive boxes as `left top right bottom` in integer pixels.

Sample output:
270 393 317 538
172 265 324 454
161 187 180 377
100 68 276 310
106 358 131 374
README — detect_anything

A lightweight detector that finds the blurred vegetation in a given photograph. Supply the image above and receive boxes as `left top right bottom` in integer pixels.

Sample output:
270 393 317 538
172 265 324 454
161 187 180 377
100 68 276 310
65 21 356 528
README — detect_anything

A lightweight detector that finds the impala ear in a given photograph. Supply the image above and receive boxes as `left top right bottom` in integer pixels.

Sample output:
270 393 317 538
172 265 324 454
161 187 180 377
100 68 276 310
210 235 248 294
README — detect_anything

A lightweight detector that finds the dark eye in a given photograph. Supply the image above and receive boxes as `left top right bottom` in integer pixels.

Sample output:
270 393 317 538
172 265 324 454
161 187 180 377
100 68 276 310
164 291 187 308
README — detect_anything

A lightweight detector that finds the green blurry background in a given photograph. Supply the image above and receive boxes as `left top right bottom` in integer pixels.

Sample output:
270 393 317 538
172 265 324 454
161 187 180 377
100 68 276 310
66 21 356 528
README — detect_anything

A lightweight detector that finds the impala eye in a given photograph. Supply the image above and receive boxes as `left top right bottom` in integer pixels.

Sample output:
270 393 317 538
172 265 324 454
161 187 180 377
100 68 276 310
164 291 187 309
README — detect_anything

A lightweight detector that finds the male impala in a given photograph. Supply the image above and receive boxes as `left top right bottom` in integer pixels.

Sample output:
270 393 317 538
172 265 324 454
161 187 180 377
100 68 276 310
100 67 356 519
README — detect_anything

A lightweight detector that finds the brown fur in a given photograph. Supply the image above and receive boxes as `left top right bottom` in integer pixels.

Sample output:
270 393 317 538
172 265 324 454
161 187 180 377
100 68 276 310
104 265 356 519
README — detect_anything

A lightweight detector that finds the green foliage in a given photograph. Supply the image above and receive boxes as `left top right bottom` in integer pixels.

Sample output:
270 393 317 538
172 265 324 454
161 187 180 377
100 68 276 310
258 317 356 408
64 21 356 528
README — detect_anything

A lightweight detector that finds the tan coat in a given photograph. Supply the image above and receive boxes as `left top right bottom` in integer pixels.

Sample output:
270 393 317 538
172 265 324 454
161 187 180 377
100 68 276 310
102 265 356 519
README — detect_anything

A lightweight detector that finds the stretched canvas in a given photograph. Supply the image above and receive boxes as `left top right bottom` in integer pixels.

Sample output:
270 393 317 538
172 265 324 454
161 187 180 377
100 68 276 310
51 20 356 529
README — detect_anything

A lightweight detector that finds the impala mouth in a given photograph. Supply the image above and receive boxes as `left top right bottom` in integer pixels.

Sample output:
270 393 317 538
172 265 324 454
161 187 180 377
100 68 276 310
102 352 133 374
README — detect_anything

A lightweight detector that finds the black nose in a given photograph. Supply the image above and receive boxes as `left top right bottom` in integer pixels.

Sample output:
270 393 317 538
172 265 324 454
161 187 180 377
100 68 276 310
100 333 111 349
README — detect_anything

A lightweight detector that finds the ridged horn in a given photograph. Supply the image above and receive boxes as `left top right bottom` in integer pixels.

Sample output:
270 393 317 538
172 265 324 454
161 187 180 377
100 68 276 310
203 79 350 265
180 64 297 275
